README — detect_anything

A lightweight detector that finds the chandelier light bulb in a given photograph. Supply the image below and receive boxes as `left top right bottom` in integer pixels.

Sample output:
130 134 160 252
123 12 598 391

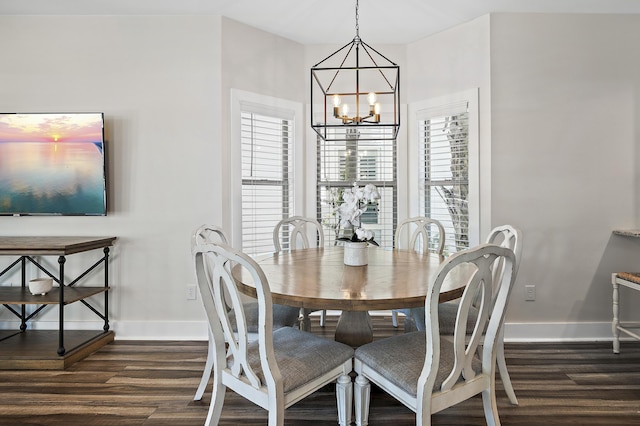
342 103 349 117
333 94 341 107
367 92 377 105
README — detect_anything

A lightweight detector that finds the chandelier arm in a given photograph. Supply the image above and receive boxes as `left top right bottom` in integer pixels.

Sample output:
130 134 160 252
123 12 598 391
312 39 356 68
359 42 397 91
359 40 398 66
325 42 357 93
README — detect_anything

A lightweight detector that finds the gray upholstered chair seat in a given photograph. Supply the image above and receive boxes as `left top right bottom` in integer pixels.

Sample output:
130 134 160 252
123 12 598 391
405 302 479 334
239 327 354 393
228 302 300 333
355 331 480 397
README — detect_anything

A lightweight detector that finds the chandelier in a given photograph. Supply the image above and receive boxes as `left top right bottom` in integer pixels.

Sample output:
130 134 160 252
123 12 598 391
310 0 400 142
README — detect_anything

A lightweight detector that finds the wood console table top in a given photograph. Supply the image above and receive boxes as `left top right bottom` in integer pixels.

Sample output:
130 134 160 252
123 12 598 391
0 237 117 256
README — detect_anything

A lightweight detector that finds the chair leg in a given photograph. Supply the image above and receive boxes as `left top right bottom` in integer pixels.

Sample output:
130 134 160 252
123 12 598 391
336 374 353 426
613 278 621 354
299 308 311 331
205 376 226 426
481 386 500 426
391 310 398 327
354 374 371 426
267 400 285 426
194 329 214 401
481 365 500 426
320 309 326 327
497 329 518 405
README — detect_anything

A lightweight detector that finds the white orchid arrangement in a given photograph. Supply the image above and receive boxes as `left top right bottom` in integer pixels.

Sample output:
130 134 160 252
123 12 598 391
336 183 381 245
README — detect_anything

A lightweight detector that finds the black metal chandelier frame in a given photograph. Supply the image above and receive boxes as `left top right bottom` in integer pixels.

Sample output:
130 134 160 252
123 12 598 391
310 1 400 142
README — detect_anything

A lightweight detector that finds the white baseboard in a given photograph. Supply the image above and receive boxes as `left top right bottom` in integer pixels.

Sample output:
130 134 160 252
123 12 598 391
503 321 619 342
3 317 632 343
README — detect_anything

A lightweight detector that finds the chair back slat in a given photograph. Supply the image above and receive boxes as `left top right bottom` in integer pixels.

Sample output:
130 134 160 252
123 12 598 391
273 216 325 252
395 216 445 255
486 224 522 281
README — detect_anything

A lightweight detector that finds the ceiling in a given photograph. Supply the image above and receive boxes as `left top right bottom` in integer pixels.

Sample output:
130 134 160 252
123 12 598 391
1 0 640 44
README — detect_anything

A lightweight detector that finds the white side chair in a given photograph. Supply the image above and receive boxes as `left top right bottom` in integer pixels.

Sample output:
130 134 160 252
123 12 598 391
191 225 300 401
354 243 518 426
407 224 523 406
193 241 354 426
392 217 446 327
273 216 327 330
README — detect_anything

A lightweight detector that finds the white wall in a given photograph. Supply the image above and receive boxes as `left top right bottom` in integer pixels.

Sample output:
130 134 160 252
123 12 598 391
405 13 640 340
219 18 306 246
406 15 492 243
490 13 640 339
2 12 640 342
0 16 224 338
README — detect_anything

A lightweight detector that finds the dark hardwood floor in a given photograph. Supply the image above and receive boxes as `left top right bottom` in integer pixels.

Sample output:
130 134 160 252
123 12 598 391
1 315 639 425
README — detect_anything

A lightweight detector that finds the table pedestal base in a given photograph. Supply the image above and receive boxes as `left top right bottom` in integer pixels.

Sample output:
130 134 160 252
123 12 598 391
335 311 373 347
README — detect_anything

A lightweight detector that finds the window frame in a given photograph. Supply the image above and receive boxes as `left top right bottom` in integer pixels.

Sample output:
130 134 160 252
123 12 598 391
230 89 304 252
407 89 480 250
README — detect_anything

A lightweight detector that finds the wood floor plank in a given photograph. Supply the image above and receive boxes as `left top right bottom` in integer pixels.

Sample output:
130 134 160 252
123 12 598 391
0 314 639 425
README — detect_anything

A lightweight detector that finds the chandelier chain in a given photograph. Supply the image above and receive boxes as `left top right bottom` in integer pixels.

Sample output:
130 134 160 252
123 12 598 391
355 0 359 40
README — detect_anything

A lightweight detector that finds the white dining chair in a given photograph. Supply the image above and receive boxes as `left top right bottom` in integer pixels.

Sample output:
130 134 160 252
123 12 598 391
273 216 327 330
354 243 518 426
191 224 300 401
392 216 446 327
193 241 354 426
406 224 523 406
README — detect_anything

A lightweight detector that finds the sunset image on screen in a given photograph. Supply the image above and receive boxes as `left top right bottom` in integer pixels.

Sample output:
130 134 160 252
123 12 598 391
0 113 106 215
0 113 103 143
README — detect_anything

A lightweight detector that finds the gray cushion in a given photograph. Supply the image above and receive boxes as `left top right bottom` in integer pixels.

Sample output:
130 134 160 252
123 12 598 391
241 327 354 393
355 331 481 397
228 302 300 333
404 303 479 335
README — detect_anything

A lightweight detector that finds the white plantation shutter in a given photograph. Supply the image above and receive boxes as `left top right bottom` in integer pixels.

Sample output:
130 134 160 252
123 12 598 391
418 101 470 254
241 111 293 255
317 128 396 248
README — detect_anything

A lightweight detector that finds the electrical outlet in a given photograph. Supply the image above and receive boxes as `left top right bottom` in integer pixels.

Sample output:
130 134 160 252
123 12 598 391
525 285 536 301
186 285 197 300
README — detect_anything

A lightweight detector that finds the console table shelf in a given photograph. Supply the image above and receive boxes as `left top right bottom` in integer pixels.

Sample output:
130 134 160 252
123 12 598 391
0 236 116 369
0 286 109 305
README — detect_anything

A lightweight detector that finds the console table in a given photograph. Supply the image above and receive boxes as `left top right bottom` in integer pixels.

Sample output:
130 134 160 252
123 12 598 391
0 236 116 369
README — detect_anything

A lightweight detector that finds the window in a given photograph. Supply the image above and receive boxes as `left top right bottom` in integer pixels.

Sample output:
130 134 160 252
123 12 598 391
241 112 293 255
317 128 396 247
231 90 303 256
409 89 479 255
419 111 469 253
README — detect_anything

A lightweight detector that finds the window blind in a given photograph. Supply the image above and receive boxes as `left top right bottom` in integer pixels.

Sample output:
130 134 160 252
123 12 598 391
241 111 293 255
317 128 396 248
419 103 469 254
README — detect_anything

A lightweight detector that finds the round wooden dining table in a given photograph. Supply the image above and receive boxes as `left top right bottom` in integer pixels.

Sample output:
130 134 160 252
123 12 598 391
231 246 471 347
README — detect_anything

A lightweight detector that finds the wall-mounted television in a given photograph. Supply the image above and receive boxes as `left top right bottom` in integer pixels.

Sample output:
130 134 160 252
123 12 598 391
0 112 107 216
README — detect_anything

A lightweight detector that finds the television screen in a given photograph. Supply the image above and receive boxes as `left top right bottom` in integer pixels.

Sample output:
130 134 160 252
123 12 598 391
0 112 107 216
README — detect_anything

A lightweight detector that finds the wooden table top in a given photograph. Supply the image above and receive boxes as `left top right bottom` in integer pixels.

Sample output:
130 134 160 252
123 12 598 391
232 246 471 311
0 237 117 255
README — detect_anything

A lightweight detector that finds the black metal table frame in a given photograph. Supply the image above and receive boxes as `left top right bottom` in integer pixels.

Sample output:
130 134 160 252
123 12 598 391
0 247 110 355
